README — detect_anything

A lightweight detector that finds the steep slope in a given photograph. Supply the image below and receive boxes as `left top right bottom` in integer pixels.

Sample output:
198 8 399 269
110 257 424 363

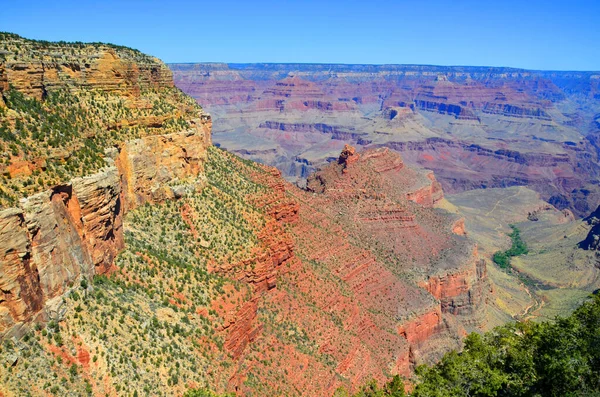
0 145 490 396
0 34 490 396
171 63 600 216
0 33 212 339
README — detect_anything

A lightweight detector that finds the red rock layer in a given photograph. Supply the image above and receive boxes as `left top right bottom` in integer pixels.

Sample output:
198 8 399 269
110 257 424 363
397 309 444 345
211 146 490 395
223 299 262 359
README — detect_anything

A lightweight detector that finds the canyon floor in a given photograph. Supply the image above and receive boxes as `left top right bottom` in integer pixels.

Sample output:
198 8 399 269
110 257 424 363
443 187 600 323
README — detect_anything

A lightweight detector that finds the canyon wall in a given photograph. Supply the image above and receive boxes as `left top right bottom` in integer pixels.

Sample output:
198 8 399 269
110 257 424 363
0 33 213 338
0 118 211 338
0 33 173 100
171 63 600 216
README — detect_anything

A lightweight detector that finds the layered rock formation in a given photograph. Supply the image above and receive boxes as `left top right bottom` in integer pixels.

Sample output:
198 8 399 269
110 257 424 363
0 32 173 100
296 146 490 371
0 140 490 396
0 33 204 207
171 63 600 216
0 35 493 396
0 120 211 338
0 33 212 338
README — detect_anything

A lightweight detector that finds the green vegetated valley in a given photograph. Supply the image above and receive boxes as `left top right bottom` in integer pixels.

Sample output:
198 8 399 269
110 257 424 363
492 226 528 269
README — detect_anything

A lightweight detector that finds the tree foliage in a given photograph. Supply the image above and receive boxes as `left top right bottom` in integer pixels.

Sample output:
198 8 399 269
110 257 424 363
493 225 528 269
411 293 600 396
333 375 406 397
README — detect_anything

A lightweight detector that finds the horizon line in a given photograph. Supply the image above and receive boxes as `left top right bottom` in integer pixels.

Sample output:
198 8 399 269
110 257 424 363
166 61 600 74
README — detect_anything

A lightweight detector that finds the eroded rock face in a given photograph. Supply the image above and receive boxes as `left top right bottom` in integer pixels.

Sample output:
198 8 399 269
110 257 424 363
1 46 173 101
0 118 212 337
0 33 214 338
72 169 124 274
579 205 600 250
223 299 262 359
0 208 42 332
169 145 491 394
0 168 122 336
117 116 212 211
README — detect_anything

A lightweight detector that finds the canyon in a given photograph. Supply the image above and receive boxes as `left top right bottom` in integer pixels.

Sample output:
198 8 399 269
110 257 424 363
170 63 600 217
0 33 599 397
0 34 497 396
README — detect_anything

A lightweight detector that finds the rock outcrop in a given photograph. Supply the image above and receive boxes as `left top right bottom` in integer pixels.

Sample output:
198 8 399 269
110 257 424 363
293 146 490 381
0 33 213 338
116 116 212 211
579 205 600 250
0 169 122 336
0 118 211 337
0 33 173 100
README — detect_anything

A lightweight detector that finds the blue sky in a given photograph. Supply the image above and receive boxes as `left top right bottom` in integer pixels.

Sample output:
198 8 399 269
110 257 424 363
1 0 599 70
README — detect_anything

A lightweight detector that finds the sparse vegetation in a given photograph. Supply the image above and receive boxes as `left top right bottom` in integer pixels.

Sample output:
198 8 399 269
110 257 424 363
0 33 201 207
0 147 280 396
184 388 234 397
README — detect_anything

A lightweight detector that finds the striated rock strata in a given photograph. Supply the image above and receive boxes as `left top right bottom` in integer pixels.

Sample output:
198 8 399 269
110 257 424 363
171 62 600 216
0 34 173 100
0 120 211 338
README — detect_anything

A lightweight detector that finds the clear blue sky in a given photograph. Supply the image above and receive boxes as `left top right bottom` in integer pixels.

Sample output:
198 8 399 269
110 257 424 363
1 0 599 70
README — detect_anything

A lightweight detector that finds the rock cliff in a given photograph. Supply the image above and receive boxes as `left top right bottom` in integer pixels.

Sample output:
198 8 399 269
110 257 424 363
0 33 205 208
0 32 173 100
0 33 212 338
0 120 211 338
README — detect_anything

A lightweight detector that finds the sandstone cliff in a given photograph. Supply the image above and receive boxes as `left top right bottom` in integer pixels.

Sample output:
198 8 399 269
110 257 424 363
0 33 205 207
0 120 211 338
0 33 212 338
0 32 173 100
